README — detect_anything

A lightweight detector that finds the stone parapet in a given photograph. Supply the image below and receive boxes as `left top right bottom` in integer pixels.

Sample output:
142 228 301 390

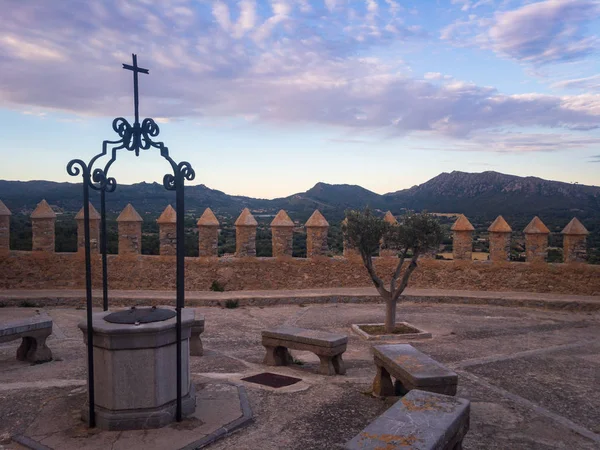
451 215 474 261
116 204 143 255
3 253 600 297
271 210 294 258
157 205 177 256
305 210 329 258
524 216 549 263
31 200 56 252
562 218 589 263
0 200 11 252
235 208 258 257
197 208 219 257
75 203 101 253
488 215 512 262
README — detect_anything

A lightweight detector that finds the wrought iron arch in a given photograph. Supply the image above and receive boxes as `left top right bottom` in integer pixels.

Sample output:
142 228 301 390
67 54 194 427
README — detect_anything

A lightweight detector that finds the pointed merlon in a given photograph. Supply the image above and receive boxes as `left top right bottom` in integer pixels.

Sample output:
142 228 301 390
524 216 549 234
271 210 294 227
197 208 219 227
31 199 56 219
561 218 589 235
116 203 143 222
451 214 474 232
235 208 258 227
0 200 11 216
75 203 101 220
488 215 512 233
157 205 177 224
383 211 398 225
305 210 329 228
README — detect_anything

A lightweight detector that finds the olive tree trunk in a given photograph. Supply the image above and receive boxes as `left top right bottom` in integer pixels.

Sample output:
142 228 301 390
385 298 397 333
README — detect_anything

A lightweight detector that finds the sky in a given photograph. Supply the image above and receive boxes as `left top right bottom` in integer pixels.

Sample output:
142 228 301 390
1 0 600 198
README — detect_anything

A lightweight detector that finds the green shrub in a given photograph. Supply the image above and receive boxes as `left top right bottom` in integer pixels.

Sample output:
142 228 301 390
210 280 225 292
224 299 239 309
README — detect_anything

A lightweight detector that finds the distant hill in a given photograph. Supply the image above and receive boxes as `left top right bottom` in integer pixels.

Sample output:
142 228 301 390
386 171 600 220
1 171 599 227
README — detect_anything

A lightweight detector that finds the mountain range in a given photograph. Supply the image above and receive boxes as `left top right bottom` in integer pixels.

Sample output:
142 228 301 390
1 171 599 228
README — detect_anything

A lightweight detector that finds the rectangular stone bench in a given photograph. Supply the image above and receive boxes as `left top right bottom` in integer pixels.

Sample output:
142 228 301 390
190 309 205 356
345 389 470 450
262 326 347 375
0 314 53 363
373 344 457 397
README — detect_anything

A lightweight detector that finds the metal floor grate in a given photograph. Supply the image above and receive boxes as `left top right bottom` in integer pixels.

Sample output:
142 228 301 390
241 372 302 388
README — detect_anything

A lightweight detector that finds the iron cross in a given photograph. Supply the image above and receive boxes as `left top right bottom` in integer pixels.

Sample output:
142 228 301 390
122 54 149 125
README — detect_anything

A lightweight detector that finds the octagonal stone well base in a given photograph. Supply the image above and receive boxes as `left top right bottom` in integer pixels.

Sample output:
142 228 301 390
79 308 197 431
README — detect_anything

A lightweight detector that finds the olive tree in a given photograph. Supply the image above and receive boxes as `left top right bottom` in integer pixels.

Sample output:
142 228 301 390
344 209 444 333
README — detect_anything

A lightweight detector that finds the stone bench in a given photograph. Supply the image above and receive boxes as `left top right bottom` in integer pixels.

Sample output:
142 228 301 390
190 309 205 356
262 326 347 375
345 389 470 450
372 344 457 397
0 314 53 363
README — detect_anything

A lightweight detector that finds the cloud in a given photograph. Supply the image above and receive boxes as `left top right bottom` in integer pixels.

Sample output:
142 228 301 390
443 0 600 65
490 0 600 64
423 72 453 80
552 75 600 91
0 0 599 154
589 154 600 162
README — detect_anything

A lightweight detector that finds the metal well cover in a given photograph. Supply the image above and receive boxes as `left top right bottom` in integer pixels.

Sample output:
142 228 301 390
104 306 176 324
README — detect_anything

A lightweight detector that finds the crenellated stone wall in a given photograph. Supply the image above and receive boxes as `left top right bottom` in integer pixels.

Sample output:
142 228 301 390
157 205 177 256
2 252 600 296
75 203 101 253
117 204 143 255
0 200 11 253
0 198 593 268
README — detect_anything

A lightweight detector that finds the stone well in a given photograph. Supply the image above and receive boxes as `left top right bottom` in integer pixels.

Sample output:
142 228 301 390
78 307 196 430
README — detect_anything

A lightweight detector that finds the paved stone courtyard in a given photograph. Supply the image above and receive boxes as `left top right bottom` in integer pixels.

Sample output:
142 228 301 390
1 301 599 449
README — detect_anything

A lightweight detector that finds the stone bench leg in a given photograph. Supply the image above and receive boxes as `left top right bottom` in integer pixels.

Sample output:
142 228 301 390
17 337 33 361
394 379 408 396
332 354 346 375
190 333 203 356
372 365 394 397
17 333 52 363
318 355 336 376
264 346 293 366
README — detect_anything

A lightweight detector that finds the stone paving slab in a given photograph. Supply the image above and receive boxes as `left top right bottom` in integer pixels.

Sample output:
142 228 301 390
1 303 599 450
1 287 599 310
10 382 250 450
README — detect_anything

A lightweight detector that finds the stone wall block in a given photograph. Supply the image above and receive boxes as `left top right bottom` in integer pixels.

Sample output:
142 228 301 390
488 215 512 262
0 200 11 252
157 205 177 256
562 218 589 263
235 208 258 257
75 203 101 253
31 199 56 252
451 215 474 261
305 210 329 258
524 216 550 263
116 204 143 255
271 210 294 257
197 208 220 257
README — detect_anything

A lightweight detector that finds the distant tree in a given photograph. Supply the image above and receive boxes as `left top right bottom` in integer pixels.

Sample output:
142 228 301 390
344 209 444 333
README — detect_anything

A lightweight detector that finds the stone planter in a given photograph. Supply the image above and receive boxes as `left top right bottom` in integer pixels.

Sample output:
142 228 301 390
351 322 432 341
